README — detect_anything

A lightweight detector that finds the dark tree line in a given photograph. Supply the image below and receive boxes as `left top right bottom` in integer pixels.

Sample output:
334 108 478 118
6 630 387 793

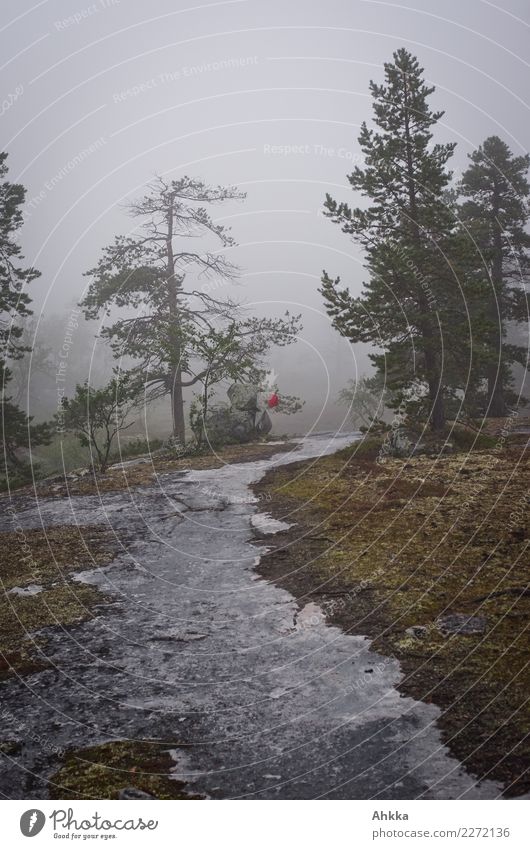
2 49 528 480
1 169 300 478
0 153 51 482
459 136 530 417
321 49 529 431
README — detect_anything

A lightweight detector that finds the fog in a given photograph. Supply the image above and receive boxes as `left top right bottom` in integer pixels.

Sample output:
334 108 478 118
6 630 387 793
3 0 529 435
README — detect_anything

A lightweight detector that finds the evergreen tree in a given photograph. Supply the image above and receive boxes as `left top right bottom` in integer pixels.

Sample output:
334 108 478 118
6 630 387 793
8 317 54 407
459 136 530 416
320 49 463 431
338 374 392 431
82 176 299 444
188 318 300 443
0 152 39 375
59 375 140 473
3 398 51 472
0 152 50 478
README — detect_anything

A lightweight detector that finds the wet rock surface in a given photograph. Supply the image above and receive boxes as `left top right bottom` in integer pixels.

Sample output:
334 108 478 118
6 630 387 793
436 614 488 636
0 434 500 799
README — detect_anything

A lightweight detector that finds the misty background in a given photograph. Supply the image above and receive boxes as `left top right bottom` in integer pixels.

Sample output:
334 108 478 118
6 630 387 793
2 0 529 441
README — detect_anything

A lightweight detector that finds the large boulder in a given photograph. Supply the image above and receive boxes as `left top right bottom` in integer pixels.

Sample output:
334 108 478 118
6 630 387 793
230 410 257 442
200 383 274 445
387 427 413 457
227 383 259 412
203 405 256 445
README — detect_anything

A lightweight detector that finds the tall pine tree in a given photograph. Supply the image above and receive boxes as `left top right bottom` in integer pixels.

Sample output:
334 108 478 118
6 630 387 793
82 176 300 443
320 48 463 431
1 152 50 479
459 136 530 417
0 152 37 373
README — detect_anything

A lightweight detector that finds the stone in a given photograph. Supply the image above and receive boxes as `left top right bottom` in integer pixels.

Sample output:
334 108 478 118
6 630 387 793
199 382 275 445
9 584 43 597
110 458 152 470
227 382 259 412
163 435 187 456
436 613 487 635
231 410 257 442
405 625 429 639
118 787 155 800
205 406 255 444
387 428 413 457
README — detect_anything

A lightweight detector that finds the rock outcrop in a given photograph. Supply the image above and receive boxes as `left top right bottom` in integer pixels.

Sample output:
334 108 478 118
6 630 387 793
199 383 273 445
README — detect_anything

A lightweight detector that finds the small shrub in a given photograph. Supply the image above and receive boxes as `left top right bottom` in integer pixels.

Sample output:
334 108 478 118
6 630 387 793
450 426 497 451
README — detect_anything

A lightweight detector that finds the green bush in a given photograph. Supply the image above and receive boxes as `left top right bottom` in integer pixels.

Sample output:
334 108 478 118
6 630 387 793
335 435 384 462
450 426 497 451
111 437 164 462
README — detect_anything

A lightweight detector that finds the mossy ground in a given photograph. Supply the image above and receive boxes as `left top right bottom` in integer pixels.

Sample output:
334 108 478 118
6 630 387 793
0 524 118 678
254 428 529 796
30 439 297 498
49 741 204 800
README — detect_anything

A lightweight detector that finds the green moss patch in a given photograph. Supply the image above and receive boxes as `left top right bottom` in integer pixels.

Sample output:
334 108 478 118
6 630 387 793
254 440 529 795
49 741 205 800
0 524 117 678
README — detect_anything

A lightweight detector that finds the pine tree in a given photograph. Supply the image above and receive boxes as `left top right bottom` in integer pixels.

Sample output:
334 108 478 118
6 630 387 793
82 176 300 443
459 136 530 417
0 152 39 375
320 49 462 431
59 375 140 473
1 152 50 479
82 176 243 443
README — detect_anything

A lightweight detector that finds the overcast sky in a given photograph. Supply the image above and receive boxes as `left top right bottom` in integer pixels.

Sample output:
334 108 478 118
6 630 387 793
2 0 529 429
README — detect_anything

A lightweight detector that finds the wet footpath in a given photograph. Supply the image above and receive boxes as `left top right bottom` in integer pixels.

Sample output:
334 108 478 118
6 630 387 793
0 434 500 799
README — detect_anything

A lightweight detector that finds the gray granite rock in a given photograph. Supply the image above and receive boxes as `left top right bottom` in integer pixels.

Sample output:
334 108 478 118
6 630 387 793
436 613 487 635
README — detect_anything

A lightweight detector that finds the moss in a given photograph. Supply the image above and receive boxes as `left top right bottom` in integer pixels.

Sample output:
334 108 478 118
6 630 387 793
49 741 205 800
0 524 117 679
29 440 297 498
254 441 530 795
0 741 21 755
335 435 385 462
332 426 498 462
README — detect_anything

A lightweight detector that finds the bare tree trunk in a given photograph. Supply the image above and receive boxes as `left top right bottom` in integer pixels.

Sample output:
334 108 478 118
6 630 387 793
402 71 445 433
487 364 507 417
171 372 186 443
197 370 210 446
165 190 186 443
428 377 446 431
485 186 506 418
